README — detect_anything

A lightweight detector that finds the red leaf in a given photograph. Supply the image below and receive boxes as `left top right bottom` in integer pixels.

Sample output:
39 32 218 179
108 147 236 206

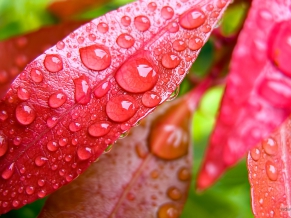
197 0 291 189
248 117 291 218
0 0 229 214
0 21 85 98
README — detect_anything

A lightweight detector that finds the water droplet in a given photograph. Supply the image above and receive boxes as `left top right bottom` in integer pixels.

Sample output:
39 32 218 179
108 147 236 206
250 147 260 161
69 122 82 132
77 147 92 160
116 33 135 49
217 0 227 8
258 77 291 108
66 174 73 182
167 86 180 101
104 144 113 153
15 103 36 125
167 22 179 33
35 156 48 166
97 22 109 33
77 36 85 44
48 92 67 108
26 186 35 195
59 169 65 176
2 202 8 208
2 163 15 180
44 54 63 73
47 116 58 128
134 15 151 32
135 143 148 158
178 167 190 181
116 58 158 93
79 44 111 71
0 134 8 157
161 6 174 20
94 81 111 98
161 53 181 69
88 121 111 137
206 4 214 11
30 68 44 83
47 141 59 152
188 36 203 50
147 2 157 11
106 95 137 122
38 190 46 198
167 187 182 200
38 179 45 187
13 136 21 146
268 20 291 76
127 192 135 201
158 203 179 218
119 131 129 139
121 16 131 26
263 137 278 156
142 91 161 107
74 76 91 104
89 34 96 42
12 200 19 207
173 40 187 51
56 41 65 50
51 164 58 171
179 9 206 30
59 138 68 147
0 110 8 121
65 155 72 162
17 87 30 100
15 36 28 48
265 161 278 181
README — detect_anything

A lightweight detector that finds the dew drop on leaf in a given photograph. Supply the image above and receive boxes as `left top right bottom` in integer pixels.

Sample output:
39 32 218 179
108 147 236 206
1 163 15 180
167 187 182 200
12 200 19 208
35 156 48 167
38 179 45 187
161 53 181 69
56 41 65 50
168 22 179 33
26 186 35 195
0 134 8 157
134 15 151 32
104 144 113 153
178 167 191 181
30 68 44 83
38 190 46 198
142 91 161 107
47 141 59 152
116 58 158 93
74 76 91 104
88 122 111 137
173 40 187 51
188 36 203 50
158 203 179 218
167 86 180 101
116 33 135 49
48 92 67 108
0 110 8 121
265 161 278 181
147 2 157 11
47 116 58 128
44 54 63 73
250 147 260 161
69 122 82 132
121 16 131 27
161 6 174 20
79 45 111 71
15 103 36 125
77 147 92 160
119 131 129 139
262 138 278 156
94 81 111 98
179 9 206 30
17 87 30 101
97 22 109 33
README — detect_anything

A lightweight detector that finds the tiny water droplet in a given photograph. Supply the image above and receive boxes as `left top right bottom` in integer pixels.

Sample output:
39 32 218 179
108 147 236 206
179 9 206 30
94 81 111 98
59 138 68 147
77 147 92 160
0 110 8 121
106 95 137 122
15 103 36 125
30 68 44 83
88 121 111 137
161 53 181 69
250 147 260 161
115 58 158 93
74 76 91 104
265 161 278 181
161 6 174 20
167 86 180 101
2 202 8 208
47 141 59 152
56 41 65 50
69 122 82 132
167 187 182 200
263 137 278 156
147 2 157 11
178 167 190 181
119 131 129 139
188 36 203 50
79 44 111 71
35 156 48 166
116 33 135 49
77 36 85 44
89 34 96 42
12 200 19 207
167 22 179 33
173 40 187 51
158 203 179 218
104 144 113 153
25 186 35 195
65 155 72 162
17 87 30 100
13 136 22 146
48 92 67 108
2 163 15 180
134 15 151 32
121 16 131 26
38 190 46 198
97 22 109 33
217 0 227 8
0 134 8 157
47 116 58 128
151 169 159 179
66 174 73 182
44 54 63 73
142 91 161 107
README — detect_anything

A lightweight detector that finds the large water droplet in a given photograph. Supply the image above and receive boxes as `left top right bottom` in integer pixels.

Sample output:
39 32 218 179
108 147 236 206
121 16 131 27
179 9 206 30
88 121 111 137
268 20 291 76
0 134 8 157
74 76 91 104
142 91 161 107
265 161 278 181
188 36 203 50
116 33 135 49
79 44 111 71
97 22 109 33
106 95 137 122
173 40 187 51
15 103 36 125
2 163 15 180
35 156 48 167
30 68 44 83
167 187 182 200
262 137 278 156
47 141 59 152
158 203 179 218
94 81 111 98
115 58 158 93
17 87 30 101
161 6 174 20
250 147 260 161
161 54 181 69
44 54 63 73
77 147 92 160
48 92 67 108
178 167 190 181
134 15 151 32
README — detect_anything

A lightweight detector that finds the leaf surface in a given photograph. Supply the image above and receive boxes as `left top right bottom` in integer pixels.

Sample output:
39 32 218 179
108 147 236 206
197 0 291 189
248 117 291 218
0 0 230 214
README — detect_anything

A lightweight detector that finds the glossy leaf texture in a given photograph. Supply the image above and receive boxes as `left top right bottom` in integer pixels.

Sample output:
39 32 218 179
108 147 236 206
0 21 85 98
0 0 230 214
197 0 291 190
38 82 208 218
248 117 291 218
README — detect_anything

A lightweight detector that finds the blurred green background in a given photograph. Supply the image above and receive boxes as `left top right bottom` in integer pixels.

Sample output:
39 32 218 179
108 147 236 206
0 0 253 217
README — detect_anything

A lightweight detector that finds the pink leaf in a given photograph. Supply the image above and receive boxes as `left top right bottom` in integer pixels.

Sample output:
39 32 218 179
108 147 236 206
197 0 291 189
0 0 230 214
